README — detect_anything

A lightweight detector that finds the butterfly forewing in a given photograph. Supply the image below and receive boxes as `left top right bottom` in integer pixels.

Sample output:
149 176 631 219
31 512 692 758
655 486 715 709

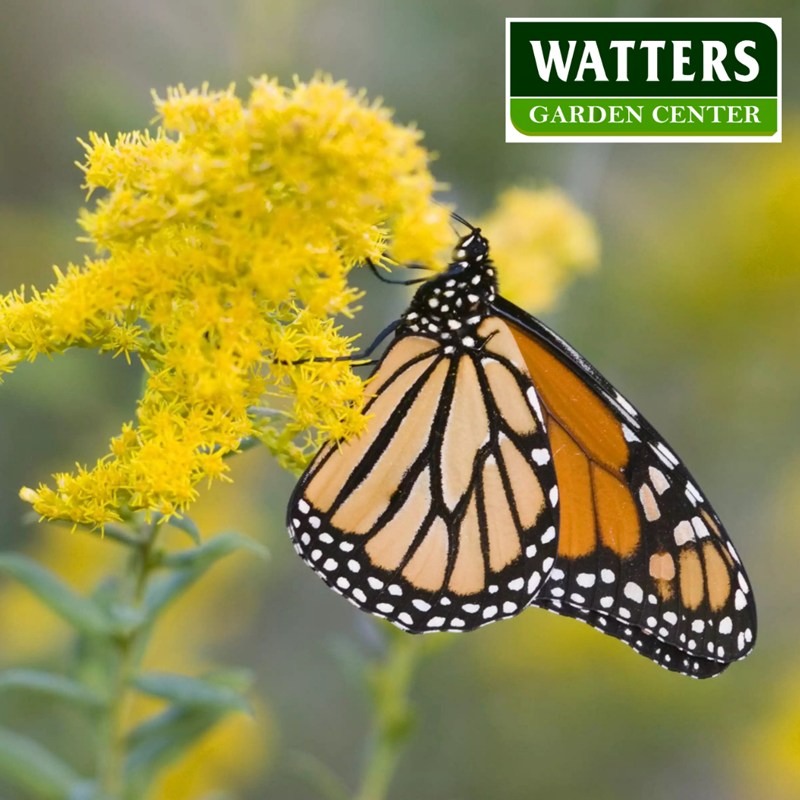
491 298 757 677
287 332 560 633
286 226 756 679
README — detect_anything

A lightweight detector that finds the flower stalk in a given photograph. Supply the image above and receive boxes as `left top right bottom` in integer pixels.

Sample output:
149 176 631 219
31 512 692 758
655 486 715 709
356 632 424 800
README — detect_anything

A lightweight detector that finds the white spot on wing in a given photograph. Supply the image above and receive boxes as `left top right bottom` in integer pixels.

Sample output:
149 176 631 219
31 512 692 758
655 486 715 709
526 387 544 424
674 520 695 546
691 516 710 539
622 424 640 442
531 448 550 465
649 466 670 494
624 582 644 603
615 392 637 416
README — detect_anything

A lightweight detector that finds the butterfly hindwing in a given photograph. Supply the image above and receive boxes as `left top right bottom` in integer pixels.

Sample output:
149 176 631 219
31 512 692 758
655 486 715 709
491 297 757 677
287 225 755 678
287 332 560 633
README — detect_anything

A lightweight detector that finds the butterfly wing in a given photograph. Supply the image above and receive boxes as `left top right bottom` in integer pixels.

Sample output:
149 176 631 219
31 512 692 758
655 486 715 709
287 332 560 633
491 296 757 678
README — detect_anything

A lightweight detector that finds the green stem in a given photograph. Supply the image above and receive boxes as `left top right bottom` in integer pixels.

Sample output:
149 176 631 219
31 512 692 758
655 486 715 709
96 517 159 799
355 633 423 800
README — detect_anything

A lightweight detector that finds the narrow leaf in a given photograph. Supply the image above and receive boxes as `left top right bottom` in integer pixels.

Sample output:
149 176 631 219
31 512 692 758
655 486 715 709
133 672 251 714
0 725 81 800
100 523 142 547
0 554 112 636
145 533 267 619
160 532 268 569
0 670 105 709
124 706 224 799
163 515 201 545
125 669 254 799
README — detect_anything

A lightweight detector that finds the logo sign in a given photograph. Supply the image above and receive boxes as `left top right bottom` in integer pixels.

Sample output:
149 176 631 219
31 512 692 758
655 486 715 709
506 18 781 143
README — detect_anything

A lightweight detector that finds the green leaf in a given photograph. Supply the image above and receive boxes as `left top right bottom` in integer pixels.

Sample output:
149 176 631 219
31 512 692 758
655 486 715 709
133 671 251 714
125 669 254 800
124 706 225 800
0 554 112 636
0 725 82 800
0 669 106 709
159 532 268 569
163 515 201 545
145 533 267 619
100 523 142 547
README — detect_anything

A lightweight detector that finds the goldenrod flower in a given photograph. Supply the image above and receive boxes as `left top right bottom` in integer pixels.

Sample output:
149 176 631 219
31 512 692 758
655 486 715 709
0 77 452 527
479 187 599 311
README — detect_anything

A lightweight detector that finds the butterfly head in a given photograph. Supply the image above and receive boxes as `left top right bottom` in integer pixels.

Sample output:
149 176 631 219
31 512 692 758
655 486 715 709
452 228 490 265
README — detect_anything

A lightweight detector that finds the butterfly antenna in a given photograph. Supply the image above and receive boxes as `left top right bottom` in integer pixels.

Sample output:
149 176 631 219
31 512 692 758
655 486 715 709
450 211 476 231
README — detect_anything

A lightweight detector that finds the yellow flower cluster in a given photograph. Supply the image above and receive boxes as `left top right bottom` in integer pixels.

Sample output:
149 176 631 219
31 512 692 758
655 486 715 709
479 187 599 311
0 77 452 527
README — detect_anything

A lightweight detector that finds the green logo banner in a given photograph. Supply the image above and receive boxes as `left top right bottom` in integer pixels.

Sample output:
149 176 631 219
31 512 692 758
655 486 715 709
506 18 782 143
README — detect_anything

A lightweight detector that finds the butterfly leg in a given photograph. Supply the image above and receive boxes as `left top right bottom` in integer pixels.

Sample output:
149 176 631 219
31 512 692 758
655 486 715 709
366 258 433 286
274 319 400 367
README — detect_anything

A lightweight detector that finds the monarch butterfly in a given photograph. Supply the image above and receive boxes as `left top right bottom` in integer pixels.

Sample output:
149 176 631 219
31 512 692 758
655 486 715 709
287 218 756 678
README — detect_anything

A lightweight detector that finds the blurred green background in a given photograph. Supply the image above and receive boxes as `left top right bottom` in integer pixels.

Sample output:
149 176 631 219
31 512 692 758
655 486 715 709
0 1 799 798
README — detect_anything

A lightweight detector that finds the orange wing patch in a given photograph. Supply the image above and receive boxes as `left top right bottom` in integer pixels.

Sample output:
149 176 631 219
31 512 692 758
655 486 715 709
591 464 640 558
402 516 449 591
484 361 537 435
499 437 544 528
448 495 484 595
365 467 431 571
679 548 704 610
482 457 522 571
495 318 642 563
441 357 489 509
306 347 438 513
508 322 628 474
703 541 731 611
548 421 595 559
331 359 448 533
366 336 439 397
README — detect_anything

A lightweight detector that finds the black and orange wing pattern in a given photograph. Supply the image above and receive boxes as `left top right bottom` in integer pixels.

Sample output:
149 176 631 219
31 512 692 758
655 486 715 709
287 226 756 678
491 296 757 678
287 313 560 633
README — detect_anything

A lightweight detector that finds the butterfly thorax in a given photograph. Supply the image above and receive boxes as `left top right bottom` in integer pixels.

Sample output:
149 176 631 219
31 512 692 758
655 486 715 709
397 229 498 349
